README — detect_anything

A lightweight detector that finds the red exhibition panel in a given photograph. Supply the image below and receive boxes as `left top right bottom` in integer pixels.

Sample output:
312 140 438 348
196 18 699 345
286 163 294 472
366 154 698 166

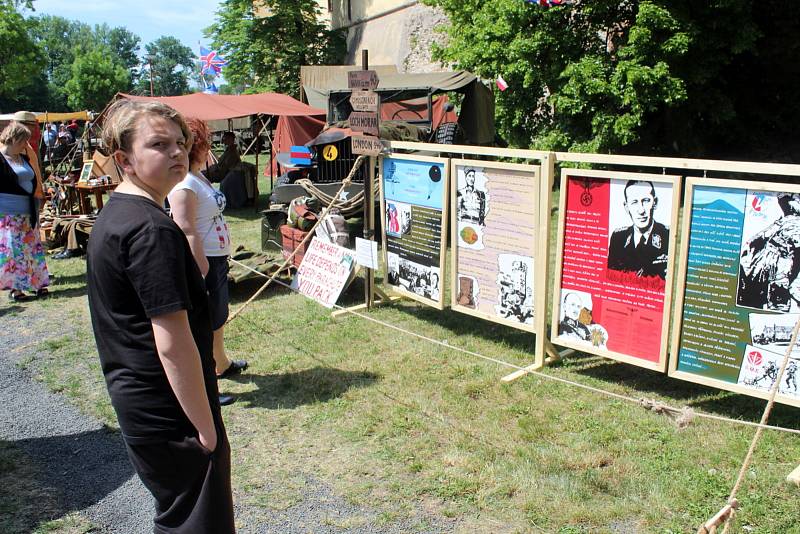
559 175 673 363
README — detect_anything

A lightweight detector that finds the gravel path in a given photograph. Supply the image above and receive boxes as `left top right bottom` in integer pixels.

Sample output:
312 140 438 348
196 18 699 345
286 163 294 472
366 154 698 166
0 304 452 533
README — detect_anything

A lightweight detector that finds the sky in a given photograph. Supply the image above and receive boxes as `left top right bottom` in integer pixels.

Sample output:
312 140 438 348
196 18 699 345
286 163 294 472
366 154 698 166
25 0 223 58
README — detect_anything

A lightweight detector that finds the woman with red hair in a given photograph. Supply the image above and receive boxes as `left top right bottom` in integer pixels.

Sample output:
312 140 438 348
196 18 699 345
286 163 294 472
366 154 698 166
168 118 247 399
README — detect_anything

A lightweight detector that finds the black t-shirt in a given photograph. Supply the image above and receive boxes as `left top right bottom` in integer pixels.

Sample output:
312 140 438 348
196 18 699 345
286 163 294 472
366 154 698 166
87 192 219 444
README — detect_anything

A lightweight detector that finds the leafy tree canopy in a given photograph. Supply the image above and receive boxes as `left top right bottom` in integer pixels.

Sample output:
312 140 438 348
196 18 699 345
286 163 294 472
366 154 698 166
27 14 139 110
137 36 195 97
64 45 130 111
0 0 45 108
206 0 346 96
426 0 800 159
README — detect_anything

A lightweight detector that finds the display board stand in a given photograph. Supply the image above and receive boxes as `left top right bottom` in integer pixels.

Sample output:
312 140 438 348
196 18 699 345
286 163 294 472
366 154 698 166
500 152 554 381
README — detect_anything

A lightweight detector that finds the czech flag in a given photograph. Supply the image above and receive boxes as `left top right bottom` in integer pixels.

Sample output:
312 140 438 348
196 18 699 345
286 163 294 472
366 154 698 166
496 75 509 92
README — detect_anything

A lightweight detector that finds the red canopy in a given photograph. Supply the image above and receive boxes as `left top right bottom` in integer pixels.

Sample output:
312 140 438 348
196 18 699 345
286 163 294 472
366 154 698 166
117 92 324 121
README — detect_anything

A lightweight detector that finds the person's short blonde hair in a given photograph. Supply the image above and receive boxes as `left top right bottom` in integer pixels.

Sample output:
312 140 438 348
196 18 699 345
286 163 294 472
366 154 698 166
101 99 193 154
0 121 32 146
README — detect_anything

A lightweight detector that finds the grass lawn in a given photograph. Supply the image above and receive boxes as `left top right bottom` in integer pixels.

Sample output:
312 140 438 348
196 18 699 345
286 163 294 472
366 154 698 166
3 156 800 533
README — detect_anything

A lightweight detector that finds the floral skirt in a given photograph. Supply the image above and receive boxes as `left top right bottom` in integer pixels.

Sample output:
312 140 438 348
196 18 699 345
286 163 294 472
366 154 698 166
0 213 50 292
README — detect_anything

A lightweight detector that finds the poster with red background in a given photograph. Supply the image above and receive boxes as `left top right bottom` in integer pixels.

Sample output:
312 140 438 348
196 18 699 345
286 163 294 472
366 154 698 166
553 171 678 368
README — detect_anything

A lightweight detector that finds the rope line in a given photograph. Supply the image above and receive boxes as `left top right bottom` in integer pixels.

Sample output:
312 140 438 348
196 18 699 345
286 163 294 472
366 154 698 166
226 155 368 325
715 315 800 534
228 257 800 437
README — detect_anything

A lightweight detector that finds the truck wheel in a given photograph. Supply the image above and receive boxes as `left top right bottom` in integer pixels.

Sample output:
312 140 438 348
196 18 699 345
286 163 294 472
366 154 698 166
434 122 461 145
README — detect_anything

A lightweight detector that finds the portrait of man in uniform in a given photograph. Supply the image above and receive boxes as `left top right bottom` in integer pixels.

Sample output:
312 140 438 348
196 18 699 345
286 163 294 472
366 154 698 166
558 291 591 342
456 168 488 225
607 180 669 279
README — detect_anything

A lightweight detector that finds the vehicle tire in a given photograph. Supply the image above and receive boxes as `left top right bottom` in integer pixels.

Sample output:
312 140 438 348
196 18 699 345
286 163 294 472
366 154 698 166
434 122 461 145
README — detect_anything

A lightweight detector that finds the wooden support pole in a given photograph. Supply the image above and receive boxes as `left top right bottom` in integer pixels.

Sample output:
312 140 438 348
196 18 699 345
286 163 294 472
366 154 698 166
360 49 376 311
502 153 554 383
696 499 738 534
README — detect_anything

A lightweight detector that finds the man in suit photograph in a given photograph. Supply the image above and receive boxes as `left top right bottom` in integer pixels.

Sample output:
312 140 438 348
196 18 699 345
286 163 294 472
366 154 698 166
607 180 669 279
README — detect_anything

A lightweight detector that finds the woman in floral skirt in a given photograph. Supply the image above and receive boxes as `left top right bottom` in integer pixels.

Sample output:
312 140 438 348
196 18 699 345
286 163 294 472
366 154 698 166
0 121 49 301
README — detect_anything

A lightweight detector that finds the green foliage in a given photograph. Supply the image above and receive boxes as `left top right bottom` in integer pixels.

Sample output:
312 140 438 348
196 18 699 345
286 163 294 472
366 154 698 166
27 15 139 110
206 0 346 96
426 0 800 158
64 45 130 110
0 0 45 108
136 36 195 97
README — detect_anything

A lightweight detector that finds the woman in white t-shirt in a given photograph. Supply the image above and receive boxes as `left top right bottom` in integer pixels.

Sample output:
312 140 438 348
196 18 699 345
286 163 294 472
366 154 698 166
169 118 247 392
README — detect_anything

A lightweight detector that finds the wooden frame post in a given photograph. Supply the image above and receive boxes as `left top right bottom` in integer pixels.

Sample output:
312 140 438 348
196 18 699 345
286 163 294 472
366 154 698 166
501 152 553 381
360 50 375 310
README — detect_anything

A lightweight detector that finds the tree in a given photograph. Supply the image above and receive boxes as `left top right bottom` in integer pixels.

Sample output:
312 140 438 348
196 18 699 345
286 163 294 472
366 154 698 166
94 24 141 84
206 0 346 96
425 0 800 159
64 46 130 110
137 36 195 96
28 15 92 109
0 0 45 109
29 15 139 110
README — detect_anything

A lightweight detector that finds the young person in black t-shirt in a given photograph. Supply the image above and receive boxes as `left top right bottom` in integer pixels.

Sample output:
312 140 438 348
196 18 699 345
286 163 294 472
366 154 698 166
86 99 235 533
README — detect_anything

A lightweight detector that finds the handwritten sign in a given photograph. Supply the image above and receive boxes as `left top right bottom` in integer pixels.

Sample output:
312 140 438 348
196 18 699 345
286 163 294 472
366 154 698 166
351 135 384 156
349 90 379 112
348 70 379 90
291 237 355 308
349 111 380 136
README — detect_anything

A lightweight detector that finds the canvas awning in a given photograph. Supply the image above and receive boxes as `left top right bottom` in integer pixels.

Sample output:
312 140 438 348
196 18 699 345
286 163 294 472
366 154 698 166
35 111 92 123
303 71 478 109
116 92 324 121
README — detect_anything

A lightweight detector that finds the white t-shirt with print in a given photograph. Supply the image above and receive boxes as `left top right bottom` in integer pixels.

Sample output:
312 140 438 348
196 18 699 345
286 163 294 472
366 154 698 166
169 172 231 257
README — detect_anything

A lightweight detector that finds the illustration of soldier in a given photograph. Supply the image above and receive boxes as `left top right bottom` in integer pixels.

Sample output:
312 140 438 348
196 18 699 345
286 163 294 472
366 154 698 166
738 192 800 311
457 168 488 226
495 256 533 324
785 361 798 394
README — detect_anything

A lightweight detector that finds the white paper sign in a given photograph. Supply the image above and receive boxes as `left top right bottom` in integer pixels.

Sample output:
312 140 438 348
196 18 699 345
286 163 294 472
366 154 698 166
291 237 355 308
355 237 379 269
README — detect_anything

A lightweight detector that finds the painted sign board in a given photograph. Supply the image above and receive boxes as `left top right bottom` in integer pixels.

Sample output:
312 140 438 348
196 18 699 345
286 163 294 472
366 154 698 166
450 159 540 332
351 135 384 156
669 178 800 407
349 111 380 136
381 154 449 309
349 90 379 112
551 169 681 372
348 70 379 90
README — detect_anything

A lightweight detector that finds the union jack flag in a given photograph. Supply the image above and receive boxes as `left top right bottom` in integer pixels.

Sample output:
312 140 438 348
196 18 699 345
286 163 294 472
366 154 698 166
525 0 574 6
199 46 227 75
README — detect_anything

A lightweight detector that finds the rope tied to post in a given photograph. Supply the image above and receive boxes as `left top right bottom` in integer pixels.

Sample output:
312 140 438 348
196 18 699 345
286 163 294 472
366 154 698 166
699 314 800 534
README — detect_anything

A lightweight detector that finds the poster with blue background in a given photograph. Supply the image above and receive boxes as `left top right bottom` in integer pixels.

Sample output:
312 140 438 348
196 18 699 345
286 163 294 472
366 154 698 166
383 158 445 210
382 155 448 309
673 181 800 404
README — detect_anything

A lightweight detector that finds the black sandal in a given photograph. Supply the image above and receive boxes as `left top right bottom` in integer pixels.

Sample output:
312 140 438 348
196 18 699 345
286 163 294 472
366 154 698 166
36 288 49 298
8 290 29 302
217 360 248 379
